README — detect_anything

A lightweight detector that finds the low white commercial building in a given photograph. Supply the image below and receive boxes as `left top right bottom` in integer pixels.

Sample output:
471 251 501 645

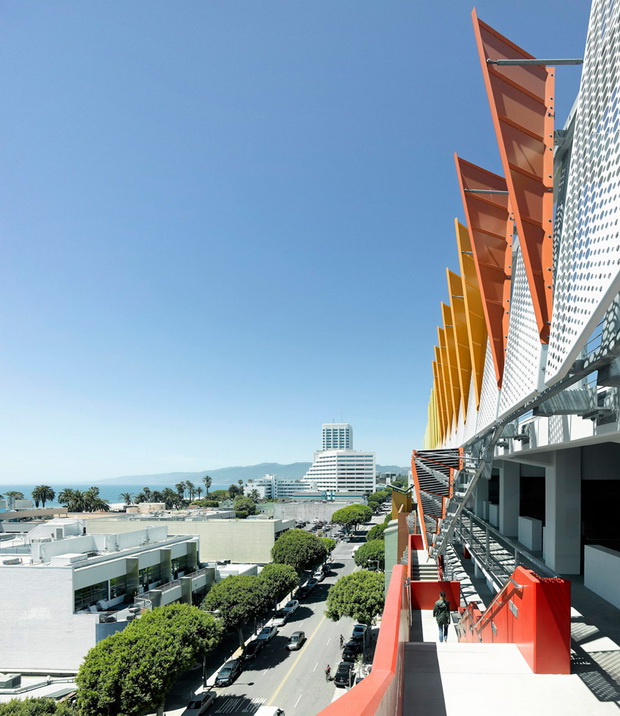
0 519 212 674
246 474 310 500
303 449 376 494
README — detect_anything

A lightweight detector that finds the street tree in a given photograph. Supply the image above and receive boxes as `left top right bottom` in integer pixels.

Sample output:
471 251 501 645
76 604 221 716
31 485 55 508
325 570 385 625
0 698 74 715
259 563 299 606
366 523 388 541
271 529 327 572
353 539 385 571
203 574 268 647
234 497 257 518
319 537 336 559
331 504 372 532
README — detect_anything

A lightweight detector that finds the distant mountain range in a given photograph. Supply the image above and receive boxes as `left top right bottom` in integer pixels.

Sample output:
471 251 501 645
102 462 409 485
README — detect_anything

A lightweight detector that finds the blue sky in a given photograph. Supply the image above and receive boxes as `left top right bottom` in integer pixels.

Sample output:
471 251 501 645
0 1 590 482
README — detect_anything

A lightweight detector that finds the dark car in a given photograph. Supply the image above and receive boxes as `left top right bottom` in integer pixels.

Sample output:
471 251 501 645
351 624 368 645
286 631 306 651
214 659 242 687
306 578 318 591
295 585 311 599
241 640 264 661
342 639 363 661
333 660 355 688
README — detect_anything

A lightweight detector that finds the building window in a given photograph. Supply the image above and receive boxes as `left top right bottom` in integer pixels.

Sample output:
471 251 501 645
109 575 128 599
74 580 108 611
139 564 162 587
171 555 189 574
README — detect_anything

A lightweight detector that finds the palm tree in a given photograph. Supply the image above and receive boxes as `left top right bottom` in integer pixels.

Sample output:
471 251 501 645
203 475 212 496
175 482 186 499
120 492 133 505
161 487 179 510
5 490 24 501
237 479 244 496
248 488 261 502
142 487 153 502
196 487 203 500
58 488 86 512
185 481 195 500
134 491 147 504
84 487 110 513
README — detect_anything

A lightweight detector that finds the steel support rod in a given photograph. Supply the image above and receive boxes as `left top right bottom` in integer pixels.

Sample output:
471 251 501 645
463 189 509 194
487 58 583 66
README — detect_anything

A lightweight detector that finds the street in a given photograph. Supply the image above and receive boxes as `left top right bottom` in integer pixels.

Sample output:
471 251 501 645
158 520 379 716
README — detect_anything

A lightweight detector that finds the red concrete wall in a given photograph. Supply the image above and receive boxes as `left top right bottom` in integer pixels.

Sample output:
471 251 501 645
316 565 409 716
410 534 424 551
409 580 460 610
458 566 571 674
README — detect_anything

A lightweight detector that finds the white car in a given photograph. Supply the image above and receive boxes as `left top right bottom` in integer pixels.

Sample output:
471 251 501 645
283 599 299 614
312 569 325 582
184 690 216 715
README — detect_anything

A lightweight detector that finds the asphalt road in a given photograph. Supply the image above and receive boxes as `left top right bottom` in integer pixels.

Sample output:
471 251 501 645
158 519 381 716
207 540 359 716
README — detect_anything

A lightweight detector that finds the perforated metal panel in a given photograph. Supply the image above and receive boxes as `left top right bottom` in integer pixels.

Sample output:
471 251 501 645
463 373 478 443
547 0 620 384
499 245 544 415
476 339 500 432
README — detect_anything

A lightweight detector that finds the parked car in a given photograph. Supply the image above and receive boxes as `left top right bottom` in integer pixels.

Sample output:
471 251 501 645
283 599 299 614
257 625 278 642
272 609 288 627
306 578 318 591
333 660 355 688
312 568 325 582
351 624 368 644
295 585 311 599
184 690 216 715
241 639 264 661
215 660 242 687
343 639 362 661
286 631 306 651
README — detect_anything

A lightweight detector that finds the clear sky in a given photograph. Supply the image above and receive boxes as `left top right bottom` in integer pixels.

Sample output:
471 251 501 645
0 1 591 483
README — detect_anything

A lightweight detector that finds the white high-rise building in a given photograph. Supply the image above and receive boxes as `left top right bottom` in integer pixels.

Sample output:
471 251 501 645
322 423 353 451
303 424 375 494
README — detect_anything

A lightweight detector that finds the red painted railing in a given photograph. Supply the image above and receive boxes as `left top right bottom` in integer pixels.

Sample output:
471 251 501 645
316 564 409 716
457 566 571 674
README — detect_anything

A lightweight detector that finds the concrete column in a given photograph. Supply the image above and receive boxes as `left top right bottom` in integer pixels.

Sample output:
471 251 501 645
474 477 489 520
544 448 581 574
499 461 520 537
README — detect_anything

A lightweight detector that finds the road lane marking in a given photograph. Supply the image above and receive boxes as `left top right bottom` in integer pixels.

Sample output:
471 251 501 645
326 637 331 646
313 662 318 672
268 614 327 706
295 694 302 708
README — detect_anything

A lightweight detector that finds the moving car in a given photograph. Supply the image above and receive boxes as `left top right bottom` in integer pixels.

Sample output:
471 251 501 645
272 609 288 627
241 639 264 661
333 660 355 688
283 599 299 615
214 660 242 687
183 690 216 715
257 625 278 642
286 631 306 651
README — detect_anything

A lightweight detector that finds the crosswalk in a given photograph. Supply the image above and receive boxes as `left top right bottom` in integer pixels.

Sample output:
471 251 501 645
213 695 266 713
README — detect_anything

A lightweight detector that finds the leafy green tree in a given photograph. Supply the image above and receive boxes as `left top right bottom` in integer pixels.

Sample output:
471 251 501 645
209 489 229 501
271 529 327 572
76 604 221 716
259 564 299 606
331 504 372 532
325 570 385 624
203 575 268 647
319 537 336 558
234 497 257 518
32 485 55 508
0 698 74 715
367 523 387 541
203 475 213 496
383 513 392 525
228 483 240 499
354 539 385 571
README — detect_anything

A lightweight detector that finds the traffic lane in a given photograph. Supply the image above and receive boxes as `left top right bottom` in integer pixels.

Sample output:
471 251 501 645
206 557 357 714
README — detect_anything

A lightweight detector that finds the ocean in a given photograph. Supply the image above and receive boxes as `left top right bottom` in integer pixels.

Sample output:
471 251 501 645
0 482 231 507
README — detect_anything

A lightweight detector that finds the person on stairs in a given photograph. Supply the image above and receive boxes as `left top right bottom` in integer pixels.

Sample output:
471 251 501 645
433 591 451 642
